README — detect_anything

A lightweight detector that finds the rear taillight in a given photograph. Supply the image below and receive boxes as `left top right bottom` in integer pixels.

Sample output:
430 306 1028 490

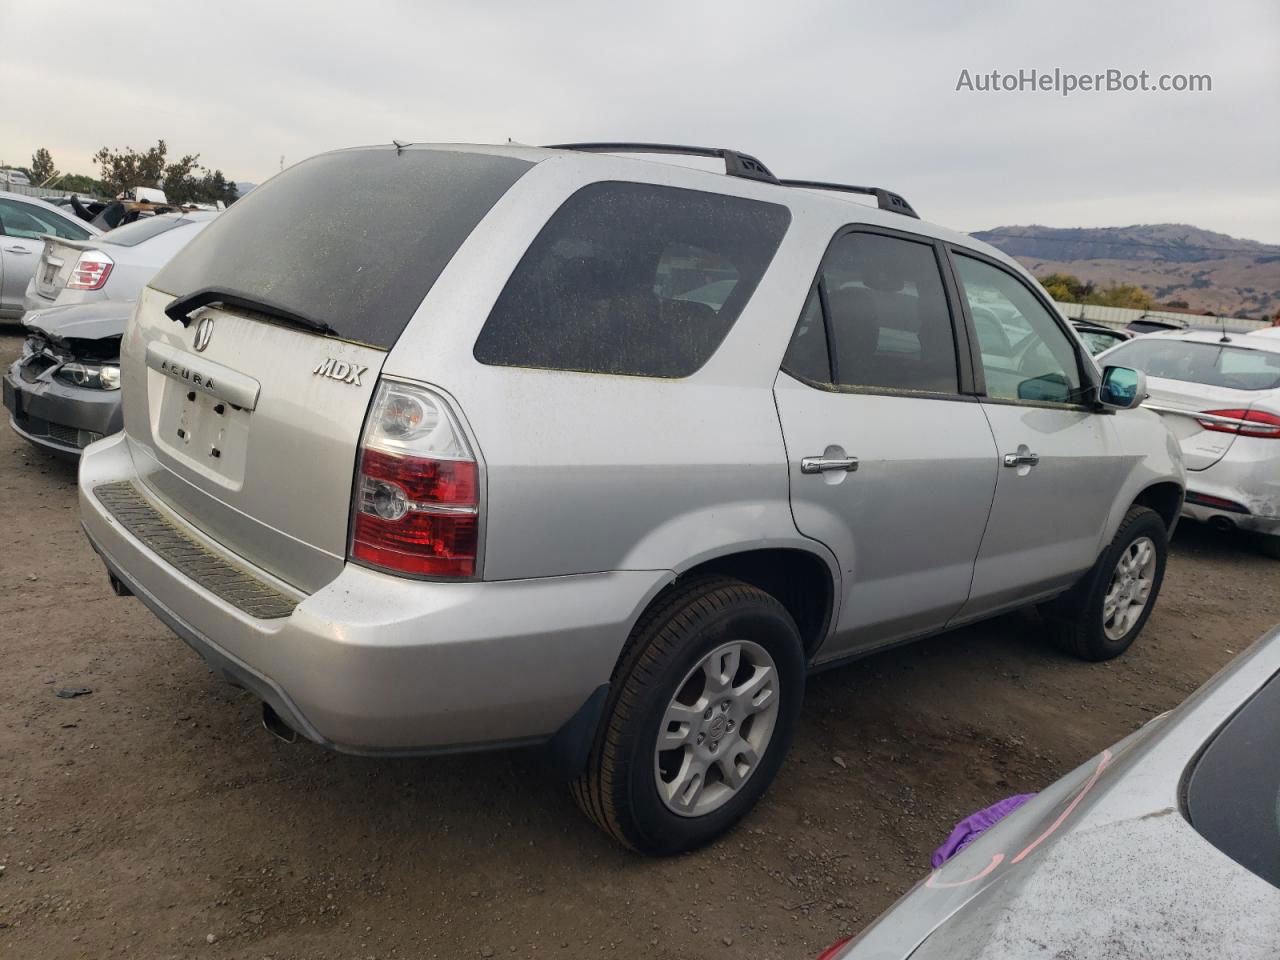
349 380 479 578
65 250 114 290
1196 408 1280 439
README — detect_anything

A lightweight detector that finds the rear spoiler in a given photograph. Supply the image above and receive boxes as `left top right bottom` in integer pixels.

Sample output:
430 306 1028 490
37 234 101 252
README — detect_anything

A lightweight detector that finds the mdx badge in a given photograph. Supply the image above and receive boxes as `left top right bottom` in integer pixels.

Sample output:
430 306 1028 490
313 357 368 386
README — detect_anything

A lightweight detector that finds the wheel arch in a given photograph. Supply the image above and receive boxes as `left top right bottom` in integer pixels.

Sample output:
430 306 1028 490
1130 481 1185 533
669 546 837 661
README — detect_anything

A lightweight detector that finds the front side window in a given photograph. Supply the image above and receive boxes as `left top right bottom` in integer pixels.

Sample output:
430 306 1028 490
0 198 91 241
473 182 790 378
782 231 959 394
954 254 1085 405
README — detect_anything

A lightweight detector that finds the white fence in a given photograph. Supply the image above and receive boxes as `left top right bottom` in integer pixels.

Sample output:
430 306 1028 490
2 181 105 201
1053 300 1270 333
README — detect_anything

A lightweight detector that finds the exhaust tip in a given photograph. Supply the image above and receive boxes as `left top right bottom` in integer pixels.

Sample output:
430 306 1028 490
261 702 298 744
1209 515 1236 532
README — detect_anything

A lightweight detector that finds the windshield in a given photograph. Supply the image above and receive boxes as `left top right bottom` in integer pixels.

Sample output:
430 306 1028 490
150 147 532 350
101 215 197 248
1105 337 1280 391
1186 669 1280 888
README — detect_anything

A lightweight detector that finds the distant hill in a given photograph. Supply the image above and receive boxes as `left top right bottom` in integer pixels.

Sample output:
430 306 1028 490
235 181 257 197
972 224 1280 318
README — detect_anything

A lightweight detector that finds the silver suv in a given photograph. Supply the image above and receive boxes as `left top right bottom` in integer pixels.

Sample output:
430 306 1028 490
79 142 1184 854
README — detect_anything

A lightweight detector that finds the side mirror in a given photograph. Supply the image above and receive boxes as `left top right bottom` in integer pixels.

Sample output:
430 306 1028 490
1099 365 1146 410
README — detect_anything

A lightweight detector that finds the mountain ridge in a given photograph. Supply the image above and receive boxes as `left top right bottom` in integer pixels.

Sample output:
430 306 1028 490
971 224 1280 318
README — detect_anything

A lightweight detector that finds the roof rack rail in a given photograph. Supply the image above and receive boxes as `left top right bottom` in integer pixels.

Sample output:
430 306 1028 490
545 142 778 184
777 180 920 219
544 144 920 219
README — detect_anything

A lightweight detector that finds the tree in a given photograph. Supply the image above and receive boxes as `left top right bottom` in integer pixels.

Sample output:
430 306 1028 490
1036 272 1154 310
1037 273 1095 303
1091 283 1154 310
30 147 55 184
91 139 237 205
93 140 169 196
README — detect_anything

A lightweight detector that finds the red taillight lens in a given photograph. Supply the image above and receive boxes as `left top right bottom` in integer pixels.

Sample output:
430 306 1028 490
1196 408 1280 439
349 381 480 578
66 250 114 290
815 936 853 960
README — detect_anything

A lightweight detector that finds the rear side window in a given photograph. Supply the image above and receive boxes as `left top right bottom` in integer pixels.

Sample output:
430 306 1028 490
0 198 91 241
783 231 959 394
473 182 790 378
151 148 533 350
1186 670 1280 889
101 215 193 247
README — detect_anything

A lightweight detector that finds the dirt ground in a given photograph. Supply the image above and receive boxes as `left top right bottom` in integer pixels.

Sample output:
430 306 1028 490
2 328 1278 960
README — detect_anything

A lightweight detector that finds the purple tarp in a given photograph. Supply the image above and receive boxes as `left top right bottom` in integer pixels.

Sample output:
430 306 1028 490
931 793 1036 868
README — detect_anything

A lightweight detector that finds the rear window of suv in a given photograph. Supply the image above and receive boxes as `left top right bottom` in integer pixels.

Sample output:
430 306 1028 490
150 148 533 350
473 181 790 378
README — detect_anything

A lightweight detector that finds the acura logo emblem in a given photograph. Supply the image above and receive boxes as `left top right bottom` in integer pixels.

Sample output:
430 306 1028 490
193 317 214 353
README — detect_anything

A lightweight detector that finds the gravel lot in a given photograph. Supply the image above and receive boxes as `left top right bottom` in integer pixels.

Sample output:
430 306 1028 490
3 327 1278 960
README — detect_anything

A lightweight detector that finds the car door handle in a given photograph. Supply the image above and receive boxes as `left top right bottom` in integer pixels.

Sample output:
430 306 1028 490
3 245 33 254
1003 452 1041 468
801 455 859 474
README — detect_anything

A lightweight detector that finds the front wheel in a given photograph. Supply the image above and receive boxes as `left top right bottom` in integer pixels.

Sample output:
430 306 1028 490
1043 505 1169 661
571 576 805 855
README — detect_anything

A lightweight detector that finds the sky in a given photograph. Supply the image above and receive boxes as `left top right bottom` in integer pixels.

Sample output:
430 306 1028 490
2 0 1276 242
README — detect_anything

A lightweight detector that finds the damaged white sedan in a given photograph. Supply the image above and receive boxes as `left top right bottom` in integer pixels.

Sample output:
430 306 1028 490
1100 329 1280 557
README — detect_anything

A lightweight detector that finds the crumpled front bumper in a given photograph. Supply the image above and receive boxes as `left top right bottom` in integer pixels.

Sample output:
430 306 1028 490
4 358 122 456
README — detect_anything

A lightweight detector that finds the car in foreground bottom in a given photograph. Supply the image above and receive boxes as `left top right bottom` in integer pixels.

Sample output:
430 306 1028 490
1099 330 1280 556
3 300 129 454
822 626 1280 959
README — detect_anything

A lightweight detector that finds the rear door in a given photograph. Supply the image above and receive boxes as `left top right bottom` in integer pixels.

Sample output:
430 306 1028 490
949 250 1125 618
774 226 998 660
120 146 533 593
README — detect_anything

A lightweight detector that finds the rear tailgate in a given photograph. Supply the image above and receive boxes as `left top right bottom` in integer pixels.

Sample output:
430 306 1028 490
1143 376 1258 470
32 235 95 302
113 146 533 594
122 286 385 593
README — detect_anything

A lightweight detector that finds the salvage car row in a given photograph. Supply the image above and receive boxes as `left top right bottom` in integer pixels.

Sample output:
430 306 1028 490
3 143 1279 957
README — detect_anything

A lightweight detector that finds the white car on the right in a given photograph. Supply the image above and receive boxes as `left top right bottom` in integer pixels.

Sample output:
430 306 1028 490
1101 328 1280 556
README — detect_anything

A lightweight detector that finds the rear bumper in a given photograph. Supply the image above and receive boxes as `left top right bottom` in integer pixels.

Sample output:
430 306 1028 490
4 361 122 456
79 432 667 754
1181 447 1280 537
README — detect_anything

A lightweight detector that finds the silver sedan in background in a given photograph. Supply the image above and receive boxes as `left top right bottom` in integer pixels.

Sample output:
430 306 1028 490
22 210 216 315
0 190 99 319
821 626 1280 959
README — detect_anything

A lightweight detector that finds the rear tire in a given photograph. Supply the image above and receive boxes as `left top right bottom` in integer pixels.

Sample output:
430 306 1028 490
1258 536 1280 561
571 576 804 855
1042 506 1168 661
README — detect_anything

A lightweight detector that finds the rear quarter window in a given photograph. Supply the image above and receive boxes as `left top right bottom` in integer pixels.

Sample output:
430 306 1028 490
473 181 791 378
1186 669 1280 888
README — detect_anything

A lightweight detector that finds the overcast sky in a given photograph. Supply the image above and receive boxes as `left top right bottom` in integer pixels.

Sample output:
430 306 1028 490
3 0 1276 241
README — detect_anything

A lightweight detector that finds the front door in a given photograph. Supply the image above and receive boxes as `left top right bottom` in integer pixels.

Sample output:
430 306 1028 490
774 228 999 662
948 251 1125 620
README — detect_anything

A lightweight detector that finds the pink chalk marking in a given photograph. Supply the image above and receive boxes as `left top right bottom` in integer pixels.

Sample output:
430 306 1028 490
925 853 1005 889
1010 748 1113 865
923 748 1114 889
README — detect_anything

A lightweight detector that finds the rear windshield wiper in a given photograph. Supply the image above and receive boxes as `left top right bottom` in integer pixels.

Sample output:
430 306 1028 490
164 287 335 336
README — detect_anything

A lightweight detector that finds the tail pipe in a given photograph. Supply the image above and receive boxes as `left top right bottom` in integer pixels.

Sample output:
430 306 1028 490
261 702 298 744
1208 515 1236 532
